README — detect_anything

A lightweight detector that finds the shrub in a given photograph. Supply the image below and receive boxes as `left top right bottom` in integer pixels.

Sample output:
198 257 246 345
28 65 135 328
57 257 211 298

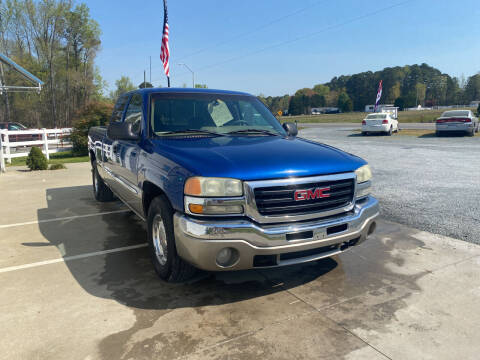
71 101 114 156
49 163 66 170
26 147 48 170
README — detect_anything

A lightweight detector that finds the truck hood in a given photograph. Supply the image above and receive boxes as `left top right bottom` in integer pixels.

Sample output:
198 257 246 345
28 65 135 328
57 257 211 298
151 136 366 181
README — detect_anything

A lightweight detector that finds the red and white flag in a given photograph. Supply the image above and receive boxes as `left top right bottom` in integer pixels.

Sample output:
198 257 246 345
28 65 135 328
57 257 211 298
374 80 383 112
160 0 170 85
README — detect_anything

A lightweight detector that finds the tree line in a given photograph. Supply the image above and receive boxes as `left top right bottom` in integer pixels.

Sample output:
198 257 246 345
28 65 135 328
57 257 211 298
0 0 103 128
260 64 480 115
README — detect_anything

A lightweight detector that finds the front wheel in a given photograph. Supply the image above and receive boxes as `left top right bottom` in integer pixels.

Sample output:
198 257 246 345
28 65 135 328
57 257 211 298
147 196 196 282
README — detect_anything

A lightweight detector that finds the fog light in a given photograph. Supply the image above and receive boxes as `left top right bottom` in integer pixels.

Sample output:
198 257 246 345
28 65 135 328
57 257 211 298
216 247 238 267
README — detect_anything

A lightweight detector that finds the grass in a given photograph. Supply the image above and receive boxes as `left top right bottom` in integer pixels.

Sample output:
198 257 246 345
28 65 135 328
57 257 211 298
6 150 89 167
280 109 470 124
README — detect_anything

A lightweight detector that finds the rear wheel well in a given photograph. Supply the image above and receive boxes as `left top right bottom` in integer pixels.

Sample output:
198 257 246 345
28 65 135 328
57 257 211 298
143 181 169 216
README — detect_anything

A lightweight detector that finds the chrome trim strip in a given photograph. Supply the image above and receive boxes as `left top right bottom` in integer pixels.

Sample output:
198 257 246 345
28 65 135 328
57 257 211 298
244 172 357 224
356 180 371 199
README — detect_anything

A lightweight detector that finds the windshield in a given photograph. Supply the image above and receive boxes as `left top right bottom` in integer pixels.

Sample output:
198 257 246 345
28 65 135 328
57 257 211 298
150 93 286 136
441 110 470 118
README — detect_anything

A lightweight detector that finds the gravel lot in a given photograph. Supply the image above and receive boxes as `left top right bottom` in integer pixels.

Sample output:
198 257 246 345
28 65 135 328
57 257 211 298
300 125 480 244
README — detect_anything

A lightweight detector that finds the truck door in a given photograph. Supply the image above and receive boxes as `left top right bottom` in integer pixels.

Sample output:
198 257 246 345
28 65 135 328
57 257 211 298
103 94 129 190
108 93 143 214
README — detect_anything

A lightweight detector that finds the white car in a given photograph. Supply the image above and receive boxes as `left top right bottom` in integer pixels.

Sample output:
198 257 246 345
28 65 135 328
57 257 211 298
362 113 398 136
435 110 479 136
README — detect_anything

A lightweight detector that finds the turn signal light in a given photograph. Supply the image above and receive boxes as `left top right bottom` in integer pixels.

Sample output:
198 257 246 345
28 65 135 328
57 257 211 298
188 203 204 214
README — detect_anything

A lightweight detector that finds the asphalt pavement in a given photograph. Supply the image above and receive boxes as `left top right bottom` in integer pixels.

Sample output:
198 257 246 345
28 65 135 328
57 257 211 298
300 125 480 244
1 163 480 359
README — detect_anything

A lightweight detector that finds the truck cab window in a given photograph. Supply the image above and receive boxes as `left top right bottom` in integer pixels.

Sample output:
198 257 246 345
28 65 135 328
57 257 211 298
111 95 129 123
124 94 143 135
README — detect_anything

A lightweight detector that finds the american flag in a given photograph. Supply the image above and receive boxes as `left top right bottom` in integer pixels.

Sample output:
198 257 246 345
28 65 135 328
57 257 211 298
374 80 383 112
160 0 170 81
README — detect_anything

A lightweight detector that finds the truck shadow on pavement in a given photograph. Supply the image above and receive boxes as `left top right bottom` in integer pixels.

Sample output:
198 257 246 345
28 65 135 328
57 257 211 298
36 186 428 359
36 186 339 311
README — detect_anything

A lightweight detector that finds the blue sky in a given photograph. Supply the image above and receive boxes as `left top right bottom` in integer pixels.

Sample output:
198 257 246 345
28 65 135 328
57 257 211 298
83 0 480 96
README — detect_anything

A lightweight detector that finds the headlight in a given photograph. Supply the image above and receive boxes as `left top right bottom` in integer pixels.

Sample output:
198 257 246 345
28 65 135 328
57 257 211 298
355 165 372 183
185 177 243 197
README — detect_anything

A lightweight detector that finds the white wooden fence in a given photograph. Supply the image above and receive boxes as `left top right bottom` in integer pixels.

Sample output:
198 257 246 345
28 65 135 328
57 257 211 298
0 128 72 173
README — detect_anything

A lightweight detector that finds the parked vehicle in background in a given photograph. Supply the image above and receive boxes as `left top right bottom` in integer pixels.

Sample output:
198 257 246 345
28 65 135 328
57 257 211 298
88 88 379 282
0 122 41 142
362 113 399 136
435 110 479 136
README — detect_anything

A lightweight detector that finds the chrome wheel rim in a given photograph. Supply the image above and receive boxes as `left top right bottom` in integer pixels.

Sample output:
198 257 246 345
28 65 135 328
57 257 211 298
152 214 168 265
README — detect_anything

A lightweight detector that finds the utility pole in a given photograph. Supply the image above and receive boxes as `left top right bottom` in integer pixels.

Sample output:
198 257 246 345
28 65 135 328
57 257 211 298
178 63 194 88
149 56 152 83
144 70 146 88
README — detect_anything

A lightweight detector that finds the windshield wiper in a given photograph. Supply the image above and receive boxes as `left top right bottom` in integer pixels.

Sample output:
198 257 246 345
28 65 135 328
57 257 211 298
226 129 279 136
158 129 226 137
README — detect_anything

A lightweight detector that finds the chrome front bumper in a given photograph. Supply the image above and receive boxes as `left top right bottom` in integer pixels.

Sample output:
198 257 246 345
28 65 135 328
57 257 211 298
174 196 380 271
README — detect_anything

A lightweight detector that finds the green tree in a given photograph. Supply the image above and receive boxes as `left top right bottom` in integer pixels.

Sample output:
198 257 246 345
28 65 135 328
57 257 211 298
394 97 405 110
415 83 427 106
71 102 114 155
138 81 153 88
477 103 480 116
312 84 329 97
26 147 48 170
109 76 136 99
464 74 480 103
288 95 303 115
310 94 325 107
337 92 353 112
194 84 208 88
0 0 101 128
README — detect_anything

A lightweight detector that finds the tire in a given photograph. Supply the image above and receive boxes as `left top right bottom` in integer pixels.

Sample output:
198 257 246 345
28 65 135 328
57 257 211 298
92 161 115 202
147 196 196 282
387 126 393 136
436 131 442 137
361 132 367 136
468 128 474 137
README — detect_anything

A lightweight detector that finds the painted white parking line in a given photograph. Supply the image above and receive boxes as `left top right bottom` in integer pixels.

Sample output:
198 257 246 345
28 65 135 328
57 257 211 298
0 243 148 274
0 209 131 229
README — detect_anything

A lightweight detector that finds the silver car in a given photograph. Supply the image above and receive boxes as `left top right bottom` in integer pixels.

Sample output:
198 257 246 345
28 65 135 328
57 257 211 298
436 110 479 136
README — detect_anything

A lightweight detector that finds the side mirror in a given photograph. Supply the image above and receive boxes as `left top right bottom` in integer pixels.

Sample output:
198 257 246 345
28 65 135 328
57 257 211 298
107 122 139 141
282 122 298 137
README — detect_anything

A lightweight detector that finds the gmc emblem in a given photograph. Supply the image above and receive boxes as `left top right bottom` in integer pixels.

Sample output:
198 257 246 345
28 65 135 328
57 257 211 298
294 187 331 201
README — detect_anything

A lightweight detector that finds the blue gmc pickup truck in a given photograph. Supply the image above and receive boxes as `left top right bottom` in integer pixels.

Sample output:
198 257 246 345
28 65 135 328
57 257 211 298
88 88 379 282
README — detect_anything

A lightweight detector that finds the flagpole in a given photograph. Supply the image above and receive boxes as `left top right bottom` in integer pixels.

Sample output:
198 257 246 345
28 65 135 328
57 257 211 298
167 77 170 88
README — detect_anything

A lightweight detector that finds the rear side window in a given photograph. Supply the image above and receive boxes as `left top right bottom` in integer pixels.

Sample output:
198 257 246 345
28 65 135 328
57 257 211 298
0 124 5 129
123 94 143 135
111 95 129 122
441 110 470 118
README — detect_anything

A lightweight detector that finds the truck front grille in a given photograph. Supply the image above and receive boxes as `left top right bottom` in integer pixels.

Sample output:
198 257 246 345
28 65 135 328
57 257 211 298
253 178 354 217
